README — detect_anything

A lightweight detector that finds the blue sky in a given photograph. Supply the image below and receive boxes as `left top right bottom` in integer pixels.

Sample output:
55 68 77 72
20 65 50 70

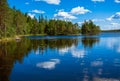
8 0 120 30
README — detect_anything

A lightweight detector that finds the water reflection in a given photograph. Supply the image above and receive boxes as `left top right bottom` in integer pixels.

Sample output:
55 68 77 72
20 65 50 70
100 37 120 53
36 59 60 70
59 45 86 58
81 37 99 48
0 38 79 81
71 49 86 58
0 39 31 81
91 61 103 67
93 77 120 81
0 33 120 81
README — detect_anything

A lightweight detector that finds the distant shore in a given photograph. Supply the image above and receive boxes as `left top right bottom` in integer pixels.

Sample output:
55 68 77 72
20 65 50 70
101 29 120 32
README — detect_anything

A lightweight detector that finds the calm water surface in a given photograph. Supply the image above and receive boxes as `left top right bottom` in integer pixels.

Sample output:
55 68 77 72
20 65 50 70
0 32 120 81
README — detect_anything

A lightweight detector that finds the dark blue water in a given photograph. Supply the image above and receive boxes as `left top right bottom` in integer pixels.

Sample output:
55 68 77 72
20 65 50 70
0 32 120 81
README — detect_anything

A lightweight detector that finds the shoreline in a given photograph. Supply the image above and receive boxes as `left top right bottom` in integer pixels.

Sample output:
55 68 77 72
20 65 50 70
0 31 120 42
0 34 80 42
0 34 46 42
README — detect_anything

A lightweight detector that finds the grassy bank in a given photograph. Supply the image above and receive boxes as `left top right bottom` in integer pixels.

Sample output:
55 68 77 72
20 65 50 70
0 34 47 42
0 33 81 42
0 36 20 42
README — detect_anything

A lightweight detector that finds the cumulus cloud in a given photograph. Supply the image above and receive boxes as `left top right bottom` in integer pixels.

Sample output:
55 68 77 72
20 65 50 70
28 13 35 18
92 19 105 22
107 12 120 21
31 9 45 14
36 59 60 70
54 6 91 20
35 0 60 5
54 10 77 20
115 0 120 3
91 0 105 2
71 6 91 15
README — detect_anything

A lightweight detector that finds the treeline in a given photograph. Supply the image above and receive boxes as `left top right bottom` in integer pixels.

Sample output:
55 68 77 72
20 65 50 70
102 29 120 32
81 20 101 35
0 0 101 39
0 0 80 39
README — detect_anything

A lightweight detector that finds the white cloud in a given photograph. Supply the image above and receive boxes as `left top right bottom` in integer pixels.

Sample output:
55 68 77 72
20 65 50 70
115 0 120 3
107 12 120 21
54 6 91 20
92 19 105 22
35 0 60 5
25 2 29 5
106 17 112 21
77 21 84 25
31 9 45 14
28 13 35 18
36 59 60 70
71 6 91 15
111 23 120 27
54 10 77 20
91 0 105 2
109 22 120 30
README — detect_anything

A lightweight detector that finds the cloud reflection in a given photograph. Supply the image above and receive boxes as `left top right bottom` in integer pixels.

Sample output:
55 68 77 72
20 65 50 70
59 48 69 55
101 37 120 53
93 77 119 81
117 46 120 53
91 61 103 67
71 49 86 58
59 45 86 58
36 59 60 70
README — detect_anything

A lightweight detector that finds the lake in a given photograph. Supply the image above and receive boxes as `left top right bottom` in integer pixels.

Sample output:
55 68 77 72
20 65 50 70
0 32 120 81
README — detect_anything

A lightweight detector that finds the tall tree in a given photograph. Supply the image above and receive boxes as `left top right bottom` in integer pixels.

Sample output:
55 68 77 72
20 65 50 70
0 0 9 38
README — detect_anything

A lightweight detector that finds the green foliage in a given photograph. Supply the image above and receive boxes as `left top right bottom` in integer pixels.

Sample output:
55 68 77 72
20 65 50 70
0 0 101 38
0 0 81 38
81 20 101 35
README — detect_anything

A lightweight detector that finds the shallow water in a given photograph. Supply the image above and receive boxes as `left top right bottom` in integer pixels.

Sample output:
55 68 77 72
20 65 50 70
0 32 120 81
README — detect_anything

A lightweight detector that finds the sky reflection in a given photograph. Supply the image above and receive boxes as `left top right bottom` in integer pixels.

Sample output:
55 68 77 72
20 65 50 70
36 59 60 70
1 32 120 81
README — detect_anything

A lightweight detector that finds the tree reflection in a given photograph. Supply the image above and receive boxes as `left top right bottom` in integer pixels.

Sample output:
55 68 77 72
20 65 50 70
0 38 78 81
81 37 99 48
0 39 31 81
